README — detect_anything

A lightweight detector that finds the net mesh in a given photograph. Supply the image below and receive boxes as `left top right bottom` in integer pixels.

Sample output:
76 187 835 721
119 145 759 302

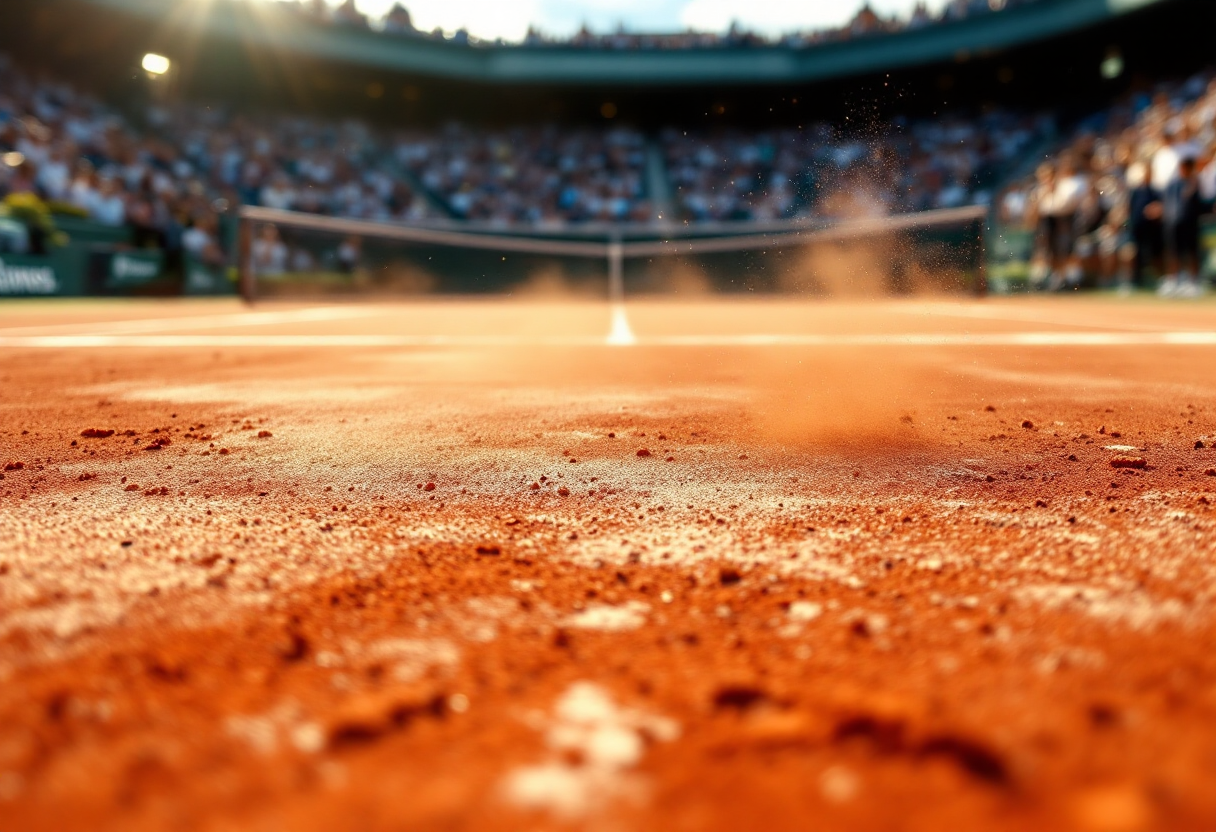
237 205 988 305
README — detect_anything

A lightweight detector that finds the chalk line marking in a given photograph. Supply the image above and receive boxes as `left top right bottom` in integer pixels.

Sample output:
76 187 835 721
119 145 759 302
0 306 378 337
897 302 1207 332
606 305 637 347
2 332 1215 348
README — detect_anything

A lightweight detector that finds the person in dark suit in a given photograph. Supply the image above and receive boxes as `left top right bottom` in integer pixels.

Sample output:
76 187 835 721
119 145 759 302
1160 157 1210 296
1125 162 1162 290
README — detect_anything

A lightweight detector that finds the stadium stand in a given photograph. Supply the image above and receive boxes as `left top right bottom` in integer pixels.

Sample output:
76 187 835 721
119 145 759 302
394 125 651 224
0 53 435 269
155 104 432 222
663 112 1048 222
5 0 1192 92
999 71 1216 293
279 0 1042 49
0 49 1049 235
0 0 1212 296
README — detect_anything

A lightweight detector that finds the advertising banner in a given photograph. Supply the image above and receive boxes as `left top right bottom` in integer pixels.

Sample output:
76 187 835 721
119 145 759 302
183 259 237 296
105 251 164 290
0 254 59 295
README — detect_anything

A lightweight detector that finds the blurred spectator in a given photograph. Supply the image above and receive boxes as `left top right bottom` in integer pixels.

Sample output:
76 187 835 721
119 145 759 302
1 46 437 248
90 178 127 226
4 160 38 198
1025 157 1102 289
1160 156 1208 296
276 0 1036 49
1152 124 1199 192
37 146 72 201
1053 155 1089 287
663 127 808 222
0 44 1048 241
397 125 650 225
337 235 361 273
0 53 234 267
1005 69 1216 292
1127 162 1163 288
251 224 288 276
67 162 100 213
382 3 415 34
182 213 226 267
3 43 1209 305
665 111 1043 223
332 0 369 29
1026 162 1060 286
1200 151 1216 203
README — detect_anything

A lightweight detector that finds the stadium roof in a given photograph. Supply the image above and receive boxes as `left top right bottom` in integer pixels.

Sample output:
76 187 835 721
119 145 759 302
77 0 1167 85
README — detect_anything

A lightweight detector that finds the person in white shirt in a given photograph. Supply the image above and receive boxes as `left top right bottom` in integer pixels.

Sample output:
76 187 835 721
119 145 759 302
251 223 288 277
337 235 361 273
1028 157 1087 289
181 213 226 267
67 163 99 213
1053 156 1089 287
1152 124 1202 192
1026 162 1059 287
1151 128 1179 193
259 174 296 211
88 178 127 227
36 147 71 201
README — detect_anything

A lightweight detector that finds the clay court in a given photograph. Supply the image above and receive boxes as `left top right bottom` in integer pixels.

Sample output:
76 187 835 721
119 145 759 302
2 295 1216 831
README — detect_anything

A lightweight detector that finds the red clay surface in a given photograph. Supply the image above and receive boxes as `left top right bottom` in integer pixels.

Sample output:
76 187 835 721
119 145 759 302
1 296 1215 832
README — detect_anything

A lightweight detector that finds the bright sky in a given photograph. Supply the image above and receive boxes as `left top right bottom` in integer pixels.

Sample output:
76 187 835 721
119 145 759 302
338 0 952 42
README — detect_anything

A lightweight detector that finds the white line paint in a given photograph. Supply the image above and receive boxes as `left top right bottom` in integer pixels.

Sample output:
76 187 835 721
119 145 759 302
0 306 377 337
1 331 1215 349
606 306 637 346
897 302 1210 332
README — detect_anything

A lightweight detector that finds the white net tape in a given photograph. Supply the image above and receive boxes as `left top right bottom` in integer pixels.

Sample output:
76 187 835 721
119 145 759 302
238 204 989 340
240 204 986 262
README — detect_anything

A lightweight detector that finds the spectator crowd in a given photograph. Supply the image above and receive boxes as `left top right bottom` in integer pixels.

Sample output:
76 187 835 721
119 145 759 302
0 52 431 265
2 46 1045 241
664 111 1046 222
2 46 1212 292
393 125 651 225
1001 72 1216 295
277 0 1038 50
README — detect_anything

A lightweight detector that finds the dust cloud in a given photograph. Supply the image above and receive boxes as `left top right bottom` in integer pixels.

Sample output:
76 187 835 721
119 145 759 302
743 348 958 449
510 266 603 299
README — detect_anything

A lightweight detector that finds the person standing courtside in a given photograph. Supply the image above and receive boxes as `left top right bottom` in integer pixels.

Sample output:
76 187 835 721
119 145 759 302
1159 156 1211 297
1126 162 1163 289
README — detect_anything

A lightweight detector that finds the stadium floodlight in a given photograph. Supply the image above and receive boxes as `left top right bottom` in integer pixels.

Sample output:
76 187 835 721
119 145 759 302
142 53 172 76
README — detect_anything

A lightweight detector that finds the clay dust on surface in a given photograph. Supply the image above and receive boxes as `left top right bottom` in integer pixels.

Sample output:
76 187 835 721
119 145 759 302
0 298 1215 832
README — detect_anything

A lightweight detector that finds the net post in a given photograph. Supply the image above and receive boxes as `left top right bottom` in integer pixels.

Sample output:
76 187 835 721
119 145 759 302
608 234 624 305
237 212 255 304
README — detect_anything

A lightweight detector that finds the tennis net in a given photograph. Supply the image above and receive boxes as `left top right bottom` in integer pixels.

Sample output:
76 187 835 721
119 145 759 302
236 205 989 332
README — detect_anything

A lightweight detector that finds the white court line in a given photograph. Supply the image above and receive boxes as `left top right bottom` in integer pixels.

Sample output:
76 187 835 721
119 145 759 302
897 302 1209 332
0 306 378 337
1 331 1215 348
